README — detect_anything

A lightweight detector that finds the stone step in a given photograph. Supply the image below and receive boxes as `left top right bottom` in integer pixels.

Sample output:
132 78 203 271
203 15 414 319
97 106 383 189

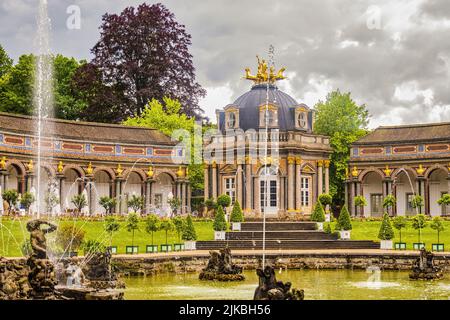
240 221 317 231
196 240 380 250
226 230 337 240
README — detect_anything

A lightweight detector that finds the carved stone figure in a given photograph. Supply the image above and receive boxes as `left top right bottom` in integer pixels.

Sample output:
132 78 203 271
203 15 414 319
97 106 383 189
199 248 245 281
254 266 304 300
409 248 443 280
26 219 57 259
0 257 30 300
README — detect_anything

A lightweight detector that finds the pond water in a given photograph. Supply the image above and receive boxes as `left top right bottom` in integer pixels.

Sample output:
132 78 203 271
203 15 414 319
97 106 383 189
123 269 450 300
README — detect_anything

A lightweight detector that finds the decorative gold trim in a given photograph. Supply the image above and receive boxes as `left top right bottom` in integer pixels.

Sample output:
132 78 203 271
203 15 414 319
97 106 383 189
416 164 426 176
287 156 296 165
146 166 154 179
86 162 93 175
296 157 302 165
57 161 64 174
116 164 123 177
324 160 330 168
317 160 324 167
177 166 185 178
258 104 278 111
383 165 392 177
27 160 34 172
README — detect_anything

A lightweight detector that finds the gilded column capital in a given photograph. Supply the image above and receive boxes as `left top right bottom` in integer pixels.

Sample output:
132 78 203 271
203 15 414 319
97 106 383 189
211 161 217 168
287 156 295 165
295 157 302 165
317 160 324 167
324 160 330 168
245 156 252 165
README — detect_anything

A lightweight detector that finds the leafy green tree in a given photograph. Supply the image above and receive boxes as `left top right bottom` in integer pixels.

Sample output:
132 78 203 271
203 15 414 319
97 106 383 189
230 201 244 223
335 205 352 231
182 215 197 241
99 196 116 215
318 194 332 207
172 216 185 242
213 206 228 231
145 214 160 246
437 194 450 210
412 214 427 244
56 224 86 253
383 195 396 213
126 212 140 248
0 44 13 78
104 215 120 247
2 189 19 214
217 194 231 209
311 202 326 223
160 218 175 246
430 217 445 243
393 216 407 243
205 198 218 211
378 212 394 240
127 194 144 213
71 194 87 213
411 195 424 214
313 90 369 205
20 192 35 213
354 196 367 216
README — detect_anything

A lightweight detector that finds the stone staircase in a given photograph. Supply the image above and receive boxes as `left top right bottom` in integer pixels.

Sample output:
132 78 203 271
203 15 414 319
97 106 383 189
196 221 379 250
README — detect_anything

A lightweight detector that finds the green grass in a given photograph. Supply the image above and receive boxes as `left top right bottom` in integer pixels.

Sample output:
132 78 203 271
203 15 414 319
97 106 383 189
0 217 214 257
1 217 450 257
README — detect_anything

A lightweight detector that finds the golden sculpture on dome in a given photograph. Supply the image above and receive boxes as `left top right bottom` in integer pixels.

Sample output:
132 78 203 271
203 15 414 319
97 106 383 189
244 55 286 84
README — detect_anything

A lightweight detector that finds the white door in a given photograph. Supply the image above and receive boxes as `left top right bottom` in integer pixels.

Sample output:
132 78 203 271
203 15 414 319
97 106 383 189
260 177 278 215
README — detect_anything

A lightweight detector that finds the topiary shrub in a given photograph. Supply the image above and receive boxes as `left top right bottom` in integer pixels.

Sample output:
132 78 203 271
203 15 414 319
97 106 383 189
378 212 394 240
318 194 332 207
230 201 244 223
213 206 228 231
324 223 332 234
217 194 231 209
56 224 86 253
172 216 185 242
311 202 326 222
182 215 197 241
335 205 352 231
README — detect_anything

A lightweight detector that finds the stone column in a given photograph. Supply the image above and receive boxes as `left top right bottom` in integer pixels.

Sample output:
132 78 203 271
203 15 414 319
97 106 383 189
86 176 94 215
211 162 217 199
350 181 356 216
287 156 295 211
317 160 324 196
295 157 302 212
344 181 349 211
58 175 65 213
203 163 209 202
181 181 187 215
355 181 362 216
245 157 252 212
187 183 191 213
115 179 122 214
236 163 243 205
0 170 5 192
324 160 330 195
145 179 154 214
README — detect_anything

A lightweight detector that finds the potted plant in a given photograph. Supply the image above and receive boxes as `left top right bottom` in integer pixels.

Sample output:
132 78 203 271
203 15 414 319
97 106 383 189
393 216 407 250
411 214 427 250
311 202 326 230
2 189 19 215
383 195 396 216
411 195 424 214
56 224 86 257
430 216 445 252
318 194 332 222
99 196 117 215
125 212 139 254
160 218 175 252
182 215 197 250
127 194 144 214
213 206 228 240
378 212 394 249
230 201 244 231
145 214 160 253
19 192 35 215
354 195 367 217
172 216 185 251
104 215 120 253
335 205 352 240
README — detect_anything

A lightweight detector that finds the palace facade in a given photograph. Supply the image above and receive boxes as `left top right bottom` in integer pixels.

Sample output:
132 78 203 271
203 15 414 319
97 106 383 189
346 122 450 217
0 112 189 215
203 60 332 218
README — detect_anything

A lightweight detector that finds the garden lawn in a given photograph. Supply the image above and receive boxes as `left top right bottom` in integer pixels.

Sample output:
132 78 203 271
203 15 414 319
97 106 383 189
0 217 214 257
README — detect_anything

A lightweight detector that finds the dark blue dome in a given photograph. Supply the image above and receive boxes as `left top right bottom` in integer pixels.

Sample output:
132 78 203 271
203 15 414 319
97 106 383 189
221 84 310 132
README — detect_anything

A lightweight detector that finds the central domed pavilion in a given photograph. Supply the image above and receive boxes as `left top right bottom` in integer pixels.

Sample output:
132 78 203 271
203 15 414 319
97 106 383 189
204 58 332 218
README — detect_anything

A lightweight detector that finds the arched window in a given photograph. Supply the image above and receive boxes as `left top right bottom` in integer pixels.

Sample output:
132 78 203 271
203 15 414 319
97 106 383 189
298 112 307 128
227 112 236 128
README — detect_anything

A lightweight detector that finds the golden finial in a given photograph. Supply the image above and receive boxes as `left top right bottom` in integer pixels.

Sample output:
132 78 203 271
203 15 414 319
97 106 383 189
57 161 64 173
177 166 185 178
244 55 286 85
351 166 359 177
0 156 6 170
27 160 34 172
383 165 392 177
116 164 123 176
86 162 93 175
416 164 425 176
146 166 154 179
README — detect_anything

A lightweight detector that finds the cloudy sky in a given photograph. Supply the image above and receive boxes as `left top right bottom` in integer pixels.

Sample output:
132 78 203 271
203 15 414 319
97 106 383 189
1 0 450 128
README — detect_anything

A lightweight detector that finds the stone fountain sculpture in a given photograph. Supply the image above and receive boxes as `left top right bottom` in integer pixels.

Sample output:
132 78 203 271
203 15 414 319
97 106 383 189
0 257 31 300
26 219 58 299
409 248 443 280
83 248 125 291
199 248 245 281
254 266 304 300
